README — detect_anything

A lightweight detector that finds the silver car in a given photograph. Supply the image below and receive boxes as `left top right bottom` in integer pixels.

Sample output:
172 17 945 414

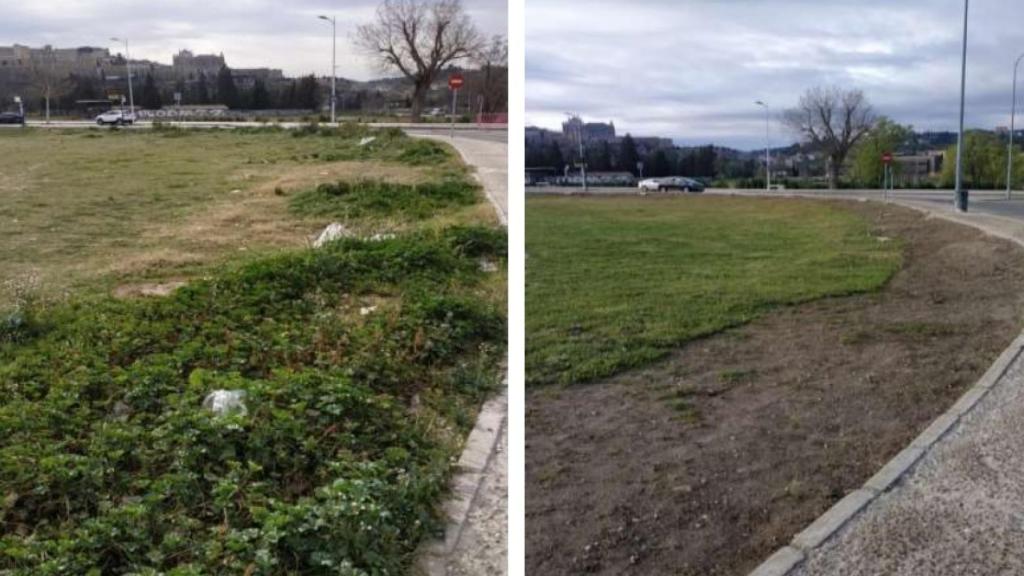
638 177 705 193
95 109 136 126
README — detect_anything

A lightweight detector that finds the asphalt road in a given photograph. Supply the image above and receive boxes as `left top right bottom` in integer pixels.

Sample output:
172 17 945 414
405 128 507 143
720 188 1024 222
528 186 1024 223
4 119 506 135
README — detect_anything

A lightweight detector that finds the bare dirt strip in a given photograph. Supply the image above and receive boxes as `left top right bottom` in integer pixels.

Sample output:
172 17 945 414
526 201 1024 576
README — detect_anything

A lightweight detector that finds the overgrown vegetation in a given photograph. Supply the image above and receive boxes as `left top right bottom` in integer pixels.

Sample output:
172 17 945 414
0 227 506 575
0 126 471 308
290 179 479 222
526 195 901 386
0 124 505 574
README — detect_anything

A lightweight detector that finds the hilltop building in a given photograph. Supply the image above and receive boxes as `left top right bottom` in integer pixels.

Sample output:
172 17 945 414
562 115 617 141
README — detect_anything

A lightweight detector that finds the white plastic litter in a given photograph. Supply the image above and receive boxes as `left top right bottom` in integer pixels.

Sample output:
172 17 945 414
313 222 351 248
358 136 377 147
359 305 378 316
202 390 248 417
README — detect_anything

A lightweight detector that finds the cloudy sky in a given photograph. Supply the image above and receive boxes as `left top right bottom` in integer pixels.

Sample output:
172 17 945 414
527 0 1024 150
1 0 505 81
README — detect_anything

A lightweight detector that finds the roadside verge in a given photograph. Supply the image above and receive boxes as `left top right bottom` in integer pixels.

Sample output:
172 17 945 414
750 198 1024 576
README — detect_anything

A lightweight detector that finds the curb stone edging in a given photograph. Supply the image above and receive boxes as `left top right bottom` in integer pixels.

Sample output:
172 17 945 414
414 384 508 576
747 200 1024 576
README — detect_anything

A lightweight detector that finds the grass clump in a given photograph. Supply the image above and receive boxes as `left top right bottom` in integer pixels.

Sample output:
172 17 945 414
526 196 902 387
0 226 505 575
290 179 479 222
396 139 451 166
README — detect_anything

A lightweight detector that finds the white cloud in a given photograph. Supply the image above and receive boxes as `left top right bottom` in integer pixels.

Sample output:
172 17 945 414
527 0 1023 149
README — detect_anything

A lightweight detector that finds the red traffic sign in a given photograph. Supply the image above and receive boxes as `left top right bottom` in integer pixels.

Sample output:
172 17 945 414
882 152 893 164
448 74 465 90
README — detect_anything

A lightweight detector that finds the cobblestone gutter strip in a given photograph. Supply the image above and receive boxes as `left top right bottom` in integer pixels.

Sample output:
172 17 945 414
414 386 508 576
748 200 1024 576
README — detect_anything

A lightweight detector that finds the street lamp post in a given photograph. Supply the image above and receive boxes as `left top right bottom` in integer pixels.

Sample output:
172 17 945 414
318 15 337 124
954 0 970 212
566 113 588 191
755 101 771 191
110 37 134 116
1007 52 1024 199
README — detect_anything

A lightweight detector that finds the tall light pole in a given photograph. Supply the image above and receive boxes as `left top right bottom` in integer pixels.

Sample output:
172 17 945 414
318 15 337 124
755 101 771 191
1007 52 1024 199
954 0 970 213
566 113 588 191
110 37 134 116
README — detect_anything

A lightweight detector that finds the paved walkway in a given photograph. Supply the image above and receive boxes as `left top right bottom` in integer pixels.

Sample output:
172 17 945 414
408 129 507 575
447 415 508 575
754 197 1024 575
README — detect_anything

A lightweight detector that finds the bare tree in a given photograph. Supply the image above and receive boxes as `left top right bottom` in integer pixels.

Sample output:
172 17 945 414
477 35 508 115
357 0 483 122
28 49 68 123
784 86 877 189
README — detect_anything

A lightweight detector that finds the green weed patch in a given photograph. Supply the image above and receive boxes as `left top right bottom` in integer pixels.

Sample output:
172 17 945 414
0 226 506 575
290 179 479 222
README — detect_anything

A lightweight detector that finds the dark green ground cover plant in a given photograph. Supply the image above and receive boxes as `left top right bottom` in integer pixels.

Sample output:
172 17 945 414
0 226 506 575
289 180 479 222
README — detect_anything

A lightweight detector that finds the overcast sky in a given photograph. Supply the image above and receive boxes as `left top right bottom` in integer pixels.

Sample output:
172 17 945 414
1 0 506 81
527 0 1024 150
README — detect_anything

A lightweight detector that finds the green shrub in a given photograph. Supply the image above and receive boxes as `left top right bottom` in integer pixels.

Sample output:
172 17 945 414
0 227 505 575
289 179 479 222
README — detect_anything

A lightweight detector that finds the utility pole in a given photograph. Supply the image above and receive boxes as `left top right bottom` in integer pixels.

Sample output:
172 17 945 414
317 15 337 124
1008 52 1024 199
954 0 970 212
111 37 134 116
756 101 771 191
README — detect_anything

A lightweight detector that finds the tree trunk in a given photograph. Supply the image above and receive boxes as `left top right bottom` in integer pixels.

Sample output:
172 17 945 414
410 80 429 123
828 154 842 190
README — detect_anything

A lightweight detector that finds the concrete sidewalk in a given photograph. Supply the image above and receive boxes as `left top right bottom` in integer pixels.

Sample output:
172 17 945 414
750 197 1024 576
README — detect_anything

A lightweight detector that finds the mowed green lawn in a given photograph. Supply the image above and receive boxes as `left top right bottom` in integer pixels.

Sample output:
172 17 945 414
526 195 902 386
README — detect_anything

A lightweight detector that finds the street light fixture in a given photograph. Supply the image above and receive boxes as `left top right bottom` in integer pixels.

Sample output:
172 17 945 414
1007 52 1024 200
755 101 771 192
953 0 970 212
318 15 337 124
110 37 135 116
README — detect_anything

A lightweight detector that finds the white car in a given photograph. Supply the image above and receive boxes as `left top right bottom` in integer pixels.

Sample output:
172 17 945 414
638 177 705 193
95 110 136 126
